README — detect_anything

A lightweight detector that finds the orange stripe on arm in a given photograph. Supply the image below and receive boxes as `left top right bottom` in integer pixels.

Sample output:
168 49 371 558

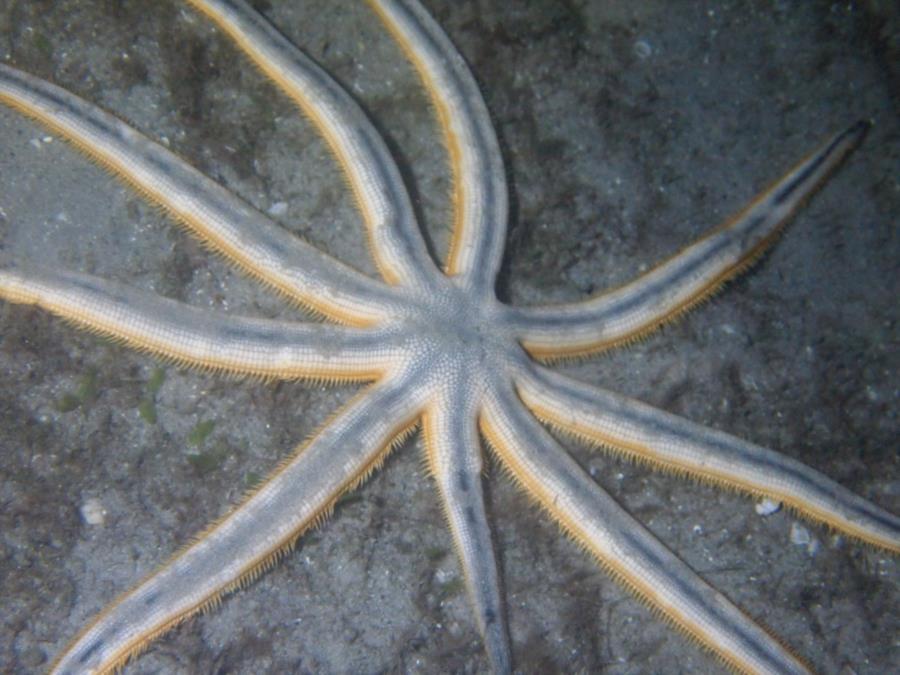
0 62 399 324
50 374 427 675
481 377 812 675
516 365 900 553
185 0 438 291
509 123 869 360
0 262 399 382
368 0 509 294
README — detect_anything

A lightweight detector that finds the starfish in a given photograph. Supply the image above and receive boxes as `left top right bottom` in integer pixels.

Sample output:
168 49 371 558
0 0 897 673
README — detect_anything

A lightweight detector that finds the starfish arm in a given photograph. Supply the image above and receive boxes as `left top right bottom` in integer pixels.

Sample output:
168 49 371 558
0 63 397 325
423 382 512 673
185 0 438 290
0 262 398 381
50 374 426 675
481 377 812 675
370 0 509 293
516 365 900 553
507 122 869 359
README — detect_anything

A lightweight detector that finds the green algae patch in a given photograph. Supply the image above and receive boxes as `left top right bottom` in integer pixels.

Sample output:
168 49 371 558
138 368 166 424
244 471 264 490
425 547 447 562
436 577 465 602
55 368 99 413
335 492 364 509
55 392 82 413
185 418 225 473
147 367 166 395
33 33 53 60
138 399 157 424
187 446 228 475
187 419 216 446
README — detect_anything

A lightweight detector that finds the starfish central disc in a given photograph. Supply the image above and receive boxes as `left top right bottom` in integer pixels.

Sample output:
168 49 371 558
396 282 519 380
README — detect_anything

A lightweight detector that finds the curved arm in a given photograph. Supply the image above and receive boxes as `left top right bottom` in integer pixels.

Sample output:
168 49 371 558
370 0 509 294
186 0 439 290
0 262 400 382
481 375 811 675
50 374 427 675
507 123 869 359
516 365 900 552
0 63 400 325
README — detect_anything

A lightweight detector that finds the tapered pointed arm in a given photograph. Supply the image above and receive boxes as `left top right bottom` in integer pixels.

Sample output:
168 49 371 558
516 365 900 552
481 377 811 675
0 262 400 381
423 380 511 673
0 63 402 324
50 374 427 675
370 0 509 293
507 123 869 359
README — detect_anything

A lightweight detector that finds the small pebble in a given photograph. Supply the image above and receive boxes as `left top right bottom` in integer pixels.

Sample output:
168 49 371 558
790 522 820 555
789 522 810 545
755 498 782 516
633 40 652 59
267 201 288 217
80 498 107 526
